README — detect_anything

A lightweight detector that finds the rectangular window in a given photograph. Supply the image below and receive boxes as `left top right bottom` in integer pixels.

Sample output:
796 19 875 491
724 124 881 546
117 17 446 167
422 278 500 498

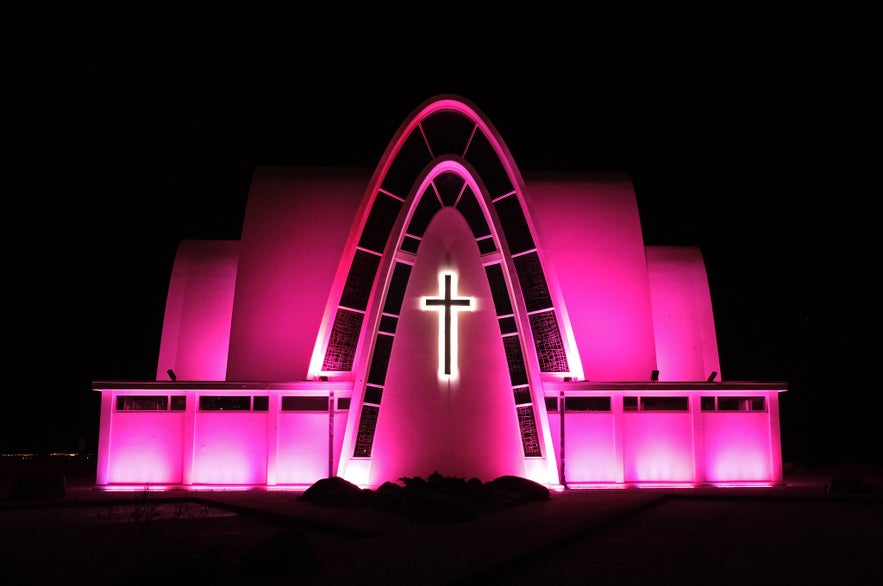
116 396 169 411
281 396 329 411
378 314 398 333
701 397 716 411
477 237 497 255
498 316 518 334
337 397 351 411
199 396 251 411
623 396 638 411
717 396 766 411
640 396 689 411
401 235 420 254
513 387 532 406
252 396 269 411
565 397 611 412
544 397 559 412
363 386 383 405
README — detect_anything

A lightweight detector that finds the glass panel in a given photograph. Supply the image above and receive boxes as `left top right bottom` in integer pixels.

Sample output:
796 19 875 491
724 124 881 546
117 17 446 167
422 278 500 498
640 396 689 411
363 386 383 405
116 396 168 411
565 397 611 412
281 396 329 411
354 405 380 457
199 396 251 411
529 310 569 372
513 386 532 405
513 252 552 312
517 405 542 457
322 309 364 371
718 396 766 411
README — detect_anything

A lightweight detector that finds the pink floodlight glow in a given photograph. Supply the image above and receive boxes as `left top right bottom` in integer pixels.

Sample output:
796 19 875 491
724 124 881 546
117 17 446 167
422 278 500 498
190 414 268 485
106 413 185 484
562 413 619 482
100 484 178 492
702 412 773 482
623 413 695 482
421 271 475 380
275 412 330 484
341 459 372 488
186 484 276 492
710 482 776 488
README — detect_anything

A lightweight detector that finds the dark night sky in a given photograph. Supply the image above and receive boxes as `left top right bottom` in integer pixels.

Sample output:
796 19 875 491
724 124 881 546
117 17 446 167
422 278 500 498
7 4 879 466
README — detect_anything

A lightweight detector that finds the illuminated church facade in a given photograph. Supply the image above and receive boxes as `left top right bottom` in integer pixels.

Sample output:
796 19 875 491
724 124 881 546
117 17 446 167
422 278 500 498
93 95 786 489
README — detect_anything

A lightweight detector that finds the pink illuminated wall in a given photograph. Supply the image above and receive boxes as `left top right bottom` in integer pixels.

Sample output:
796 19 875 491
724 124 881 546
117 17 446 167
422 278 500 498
275 411 334 485
225 168 370 382
560 413 619 482
645 246 721 381
623 411 695 482
701 411 773 482
546 389 781 486
526 174 657 382
157 240 239 381
105 411 185 484
190 412 269 485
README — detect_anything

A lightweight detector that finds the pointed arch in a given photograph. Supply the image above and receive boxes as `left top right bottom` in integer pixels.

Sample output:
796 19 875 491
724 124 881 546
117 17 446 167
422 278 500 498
311 95 581 485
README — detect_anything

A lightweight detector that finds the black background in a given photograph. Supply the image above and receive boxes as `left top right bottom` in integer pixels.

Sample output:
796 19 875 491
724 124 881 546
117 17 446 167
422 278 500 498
7 3 879 467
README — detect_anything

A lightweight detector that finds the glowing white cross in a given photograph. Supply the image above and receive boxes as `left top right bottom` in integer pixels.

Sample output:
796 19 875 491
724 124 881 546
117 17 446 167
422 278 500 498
422 272 474 379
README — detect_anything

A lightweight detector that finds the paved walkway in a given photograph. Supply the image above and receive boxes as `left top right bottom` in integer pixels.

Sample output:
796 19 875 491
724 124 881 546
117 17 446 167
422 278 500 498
1 468 881 585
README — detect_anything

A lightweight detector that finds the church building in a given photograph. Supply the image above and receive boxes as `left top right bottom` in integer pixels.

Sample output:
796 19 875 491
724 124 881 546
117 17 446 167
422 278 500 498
92 95 786 489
